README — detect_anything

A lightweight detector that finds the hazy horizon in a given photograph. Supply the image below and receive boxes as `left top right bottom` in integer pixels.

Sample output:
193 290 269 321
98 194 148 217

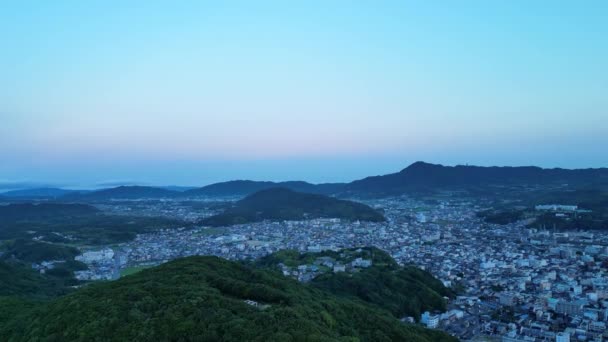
2 159 608 191
2 1 607 188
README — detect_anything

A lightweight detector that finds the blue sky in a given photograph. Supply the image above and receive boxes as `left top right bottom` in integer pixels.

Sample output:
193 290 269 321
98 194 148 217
1 1 607 188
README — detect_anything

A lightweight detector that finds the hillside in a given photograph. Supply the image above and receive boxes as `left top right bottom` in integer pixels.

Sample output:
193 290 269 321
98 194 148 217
0 256 456 342
257 247 451 320
0 260 52 297
2 239 80 263
346 162 608 195
0 238 86 288
0 259 74 298
202 188 385 226
185 180 345 197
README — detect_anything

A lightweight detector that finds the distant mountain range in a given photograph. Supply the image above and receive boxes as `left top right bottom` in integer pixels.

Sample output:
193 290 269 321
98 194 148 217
63 186 181 200
3 162 608 200
202 188 385 226
0 188 88 198
343 161 608 195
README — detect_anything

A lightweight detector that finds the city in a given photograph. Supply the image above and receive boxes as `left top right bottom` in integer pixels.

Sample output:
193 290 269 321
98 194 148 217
2 1 606 340
70 196 608 341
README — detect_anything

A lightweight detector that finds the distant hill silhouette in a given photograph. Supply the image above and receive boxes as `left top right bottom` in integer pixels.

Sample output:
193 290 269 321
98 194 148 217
184 180 344 197
202 188 385 226
345 161 608 195
183 162 608 198
13 162 607 201
66 186 180 200
1 188 86 199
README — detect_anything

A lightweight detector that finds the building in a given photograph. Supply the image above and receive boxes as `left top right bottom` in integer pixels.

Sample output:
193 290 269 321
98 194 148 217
556 300 584 316
499 293 517 307
76 248 114 263
535 205 578 212
556 332 570 342
351 257 372 268
416 213 427 223
421 311 439 329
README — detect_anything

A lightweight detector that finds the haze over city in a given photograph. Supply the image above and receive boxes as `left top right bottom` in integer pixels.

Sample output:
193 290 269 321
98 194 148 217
1 1 607 188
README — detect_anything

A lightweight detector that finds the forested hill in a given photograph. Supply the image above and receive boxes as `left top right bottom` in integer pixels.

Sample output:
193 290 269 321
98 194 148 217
345 161 608 195
184 180 345 197
6 162 607 200
178 162 608 198
202 188 385 226
0 256 456 342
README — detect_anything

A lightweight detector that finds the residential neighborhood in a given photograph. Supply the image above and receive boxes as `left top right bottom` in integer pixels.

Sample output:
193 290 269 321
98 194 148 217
72 196 608 341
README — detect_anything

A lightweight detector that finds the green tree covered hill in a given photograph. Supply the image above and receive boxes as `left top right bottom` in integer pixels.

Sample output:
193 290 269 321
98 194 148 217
203 188 385 226
0 256 455 342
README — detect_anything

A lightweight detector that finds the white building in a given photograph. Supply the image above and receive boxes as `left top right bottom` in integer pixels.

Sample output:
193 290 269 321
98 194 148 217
421 311 439 329
416 213 427 223
556 332 570 342
352 258 372 268
76 248 114 263
333 264 346 273
535 204 578 212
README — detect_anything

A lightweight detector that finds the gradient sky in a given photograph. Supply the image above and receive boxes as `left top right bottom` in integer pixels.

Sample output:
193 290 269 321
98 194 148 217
1 1 607 188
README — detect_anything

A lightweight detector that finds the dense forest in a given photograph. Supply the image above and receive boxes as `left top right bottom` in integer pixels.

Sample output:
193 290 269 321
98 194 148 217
202 188 385 226
2 239 80 263
0 239 87 299
0 259 76 298
0 256 456 342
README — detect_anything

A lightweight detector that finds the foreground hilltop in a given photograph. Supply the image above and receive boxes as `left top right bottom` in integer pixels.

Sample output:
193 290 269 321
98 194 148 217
0 256 455 342
202 188 385 226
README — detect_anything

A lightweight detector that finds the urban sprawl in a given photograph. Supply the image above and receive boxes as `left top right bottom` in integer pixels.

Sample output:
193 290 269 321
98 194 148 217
51 197 607 342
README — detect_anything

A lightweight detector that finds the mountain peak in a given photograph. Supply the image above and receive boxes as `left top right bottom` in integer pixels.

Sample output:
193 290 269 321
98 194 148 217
401 161 443 172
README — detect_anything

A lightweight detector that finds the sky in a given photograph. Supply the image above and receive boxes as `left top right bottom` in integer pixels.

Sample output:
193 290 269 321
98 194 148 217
1 1 607 188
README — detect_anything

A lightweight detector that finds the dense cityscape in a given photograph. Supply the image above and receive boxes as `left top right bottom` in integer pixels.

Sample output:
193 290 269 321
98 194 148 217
67 196 608 342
